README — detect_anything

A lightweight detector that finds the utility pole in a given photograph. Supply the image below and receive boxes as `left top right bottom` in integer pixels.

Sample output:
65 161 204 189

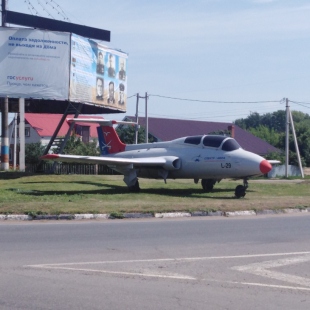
288 106 304 178
134 93 148 144
145 92 148 143
1 0 10 171
134 93 139 144
284 98 304 178
285 98 289 178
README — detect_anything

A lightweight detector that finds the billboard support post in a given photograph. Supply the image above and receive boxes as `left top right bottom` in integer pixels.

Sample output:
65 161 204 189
13 113 17 170
0 0 9 171
19 98 25 172
0 97 9 170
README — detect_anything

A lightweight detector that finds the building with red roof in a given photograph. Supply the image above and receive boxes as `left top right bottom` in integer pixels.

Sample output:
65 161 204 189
124 116 279 156
8 113 104 163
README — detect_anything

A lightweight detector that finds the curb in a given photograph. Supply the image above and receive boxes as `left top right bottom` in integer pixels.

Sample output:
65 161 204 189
0 208 309 221
224 210 256 217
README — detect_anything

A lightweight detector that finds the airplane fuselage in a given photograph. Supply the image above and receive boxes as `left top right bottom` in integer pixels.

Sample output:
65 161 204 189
107 136 269 180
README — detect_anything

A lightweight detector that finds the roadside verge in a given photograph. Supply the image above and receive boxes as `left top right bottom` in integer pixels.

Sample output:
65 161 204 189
1 207 309 221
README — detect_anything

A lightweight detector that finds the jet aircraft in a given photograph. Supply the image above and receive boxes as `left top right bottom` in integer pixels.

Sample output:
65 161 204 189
41 118 275 198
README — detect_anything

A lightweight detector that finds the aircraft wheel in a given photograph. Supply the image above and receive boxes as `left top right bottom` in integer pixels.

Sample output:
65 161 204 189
201 179 214 192
235 185 246 198
129 180 140 192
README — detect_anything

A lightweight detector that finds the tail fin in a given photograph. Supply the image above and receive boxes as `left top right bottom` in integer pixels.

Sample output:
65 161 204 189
66 118 136 155
97 124 126 155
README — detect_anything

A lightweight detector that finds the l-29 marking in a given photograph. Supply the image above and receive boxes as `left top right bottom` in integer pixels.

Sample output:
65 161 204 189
221 163 231 168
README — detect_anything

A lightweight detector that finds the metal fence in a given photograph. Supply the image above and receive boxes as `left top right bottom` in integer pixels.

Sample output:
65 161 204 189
25 163 117 175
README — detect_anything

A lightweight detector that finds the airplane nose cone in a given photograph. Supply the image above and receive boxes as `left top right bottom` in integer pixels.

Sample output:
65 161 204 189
260 160 272 174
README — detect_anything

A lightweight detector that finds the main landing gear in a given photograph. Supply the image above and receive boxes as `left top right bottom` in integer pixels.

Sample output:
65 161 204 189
201 179 216 192
128 180 140 192
235 179 248 198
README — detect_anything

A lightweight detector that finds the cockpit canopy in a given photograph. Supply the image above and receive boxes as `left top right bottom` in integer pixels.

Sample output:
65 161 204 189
184 135 241 151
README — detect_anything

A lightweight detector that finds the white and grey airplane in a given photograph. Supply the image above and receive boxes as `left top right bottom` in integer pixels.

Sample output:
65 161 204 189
41 119 276 198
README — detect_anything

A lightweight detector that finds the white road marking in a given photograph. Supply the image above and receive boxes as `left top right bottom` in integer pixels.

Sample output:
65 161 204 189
25 251 310 290
31 265 196 280
25 251 310 267
232 254 310 287
223 280 310 292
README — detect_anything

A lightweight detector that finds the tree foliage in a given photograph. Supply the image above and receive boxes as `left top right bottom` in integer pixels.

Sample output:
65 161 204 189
25 142 46 164
249 125 282 147
56 135 100 156
116 125 155 144
235 110 287 132
234 110 310 166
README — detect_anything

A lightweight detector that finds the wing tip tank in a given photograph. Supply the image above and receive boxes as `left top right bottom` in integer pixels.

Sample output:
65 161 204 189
41 154 59 160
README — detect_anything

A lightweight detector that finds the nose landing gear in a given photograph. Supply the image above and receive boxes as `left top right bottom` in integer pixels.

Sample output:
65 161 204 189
235 179 248 198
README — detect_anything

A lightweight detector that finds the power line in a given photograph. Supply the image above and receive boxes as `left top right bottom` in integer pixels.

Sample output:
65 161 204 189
36 0 56 19
129 94 310 112
149 112 250 120
25 1 40 15
25 0 70 21
45 0 70 22
149 107 280 120
149 103 280 118
126 94 310 121
290 100 310 105
149 94 280 104
290 101 310 110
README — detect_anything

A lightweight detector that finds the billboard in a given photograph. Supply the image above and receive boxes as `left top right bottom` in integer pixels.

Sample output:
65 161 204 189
69 34 128 112
0 28 128 113
0 27 70 100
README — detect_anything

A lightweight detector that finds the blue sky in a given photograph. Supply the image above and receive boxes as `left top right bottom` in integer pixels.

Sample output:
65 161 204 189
4 0 310 122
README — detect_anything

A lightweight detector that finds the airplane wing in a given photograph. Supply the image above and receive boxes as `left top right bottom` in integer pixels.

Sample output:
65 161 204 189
41 154 181 170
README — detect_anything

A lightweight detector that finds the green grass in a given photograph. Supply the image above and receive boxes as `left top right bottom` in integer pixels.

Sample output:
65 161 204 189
0 173 309 215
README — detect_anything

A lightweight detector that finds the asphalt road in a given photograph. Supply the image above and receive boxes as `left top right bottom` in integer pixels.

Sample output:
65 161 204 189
1 214 310 310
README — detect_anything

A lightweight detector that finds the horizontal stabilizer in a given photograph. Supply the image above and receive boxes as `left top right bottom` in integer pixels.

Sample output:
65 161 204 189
66 118 137 126
268 160 281 165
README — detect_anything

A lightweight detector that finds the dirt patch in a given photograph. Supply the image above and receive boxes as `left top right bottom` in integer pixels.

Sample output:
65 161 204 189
304 167 310 176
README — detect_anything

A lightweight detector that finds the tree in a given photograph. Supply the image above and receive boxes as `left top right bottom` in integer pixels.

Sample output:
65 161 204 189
234 110 310 166
235 112 261 130
293 120 310 165
116 125 155 144
55 135 100 156
260 110 286 132
249 125 281 146
25 142 45 164
264 151 285 163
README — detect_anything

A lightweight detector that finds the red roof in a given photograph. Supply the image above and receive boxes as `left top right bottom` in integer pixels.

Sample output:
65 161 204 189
24 113 104 138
